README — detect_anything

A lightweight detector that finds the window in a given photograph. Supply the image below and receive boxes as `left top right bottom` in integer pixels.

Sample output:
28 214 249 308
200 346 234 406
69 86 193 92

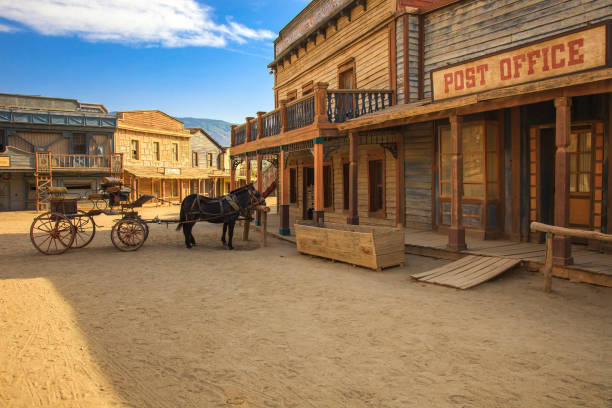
131 140 139 160
172 143 178 162
289 168 297 203
368 159 384 213
153 142 160 161
462 123 485 198
323 165 333 208
302 81 314 96
72 133 86 154
207 152 214 168
219 153 225 170
287 90 297 102
343 162 350 210
439 127 451 197
172 180 178 197
338 59 356 89
569 131 592 193
192 151 198 167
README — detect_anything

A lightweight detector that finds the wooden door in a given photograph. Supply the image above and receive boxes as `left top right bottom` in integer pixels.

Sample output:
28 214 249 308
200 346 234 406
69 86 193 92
0 181 9 211
302 166 314 219
568 128 593 228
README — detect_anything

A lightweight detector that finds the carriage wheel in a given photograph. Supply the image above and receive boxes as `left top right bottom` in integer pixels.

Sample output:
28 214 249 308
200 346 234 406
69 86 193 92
70 210 96 248
111 219 147 251
30 212 75 255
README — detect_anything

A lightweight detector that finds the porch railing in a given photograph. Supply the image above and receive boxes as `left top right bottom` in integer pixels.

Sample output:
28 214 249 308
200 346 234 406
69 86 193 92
286 94 315 131
327 89 394 123
51 154 113 169
230 83 394 147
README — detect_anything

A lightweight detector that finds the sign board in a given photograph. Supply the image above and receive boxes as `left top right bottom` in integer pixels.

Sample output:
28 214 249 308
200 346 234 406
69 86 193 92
164 168 181 175
432 24 610 101
0 157 9 166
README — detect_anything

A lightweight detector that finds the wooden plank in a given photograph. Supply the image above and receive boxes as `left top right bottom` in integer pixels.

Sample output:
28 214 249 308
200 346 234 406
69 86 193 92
449 258 518 287
429 257 501 286
411 255 479 279
459 259 521 289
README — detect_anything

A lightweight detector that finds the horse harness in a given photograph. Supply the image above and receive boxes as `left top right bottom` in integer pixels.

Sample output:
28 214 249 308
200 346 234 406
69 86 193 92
188 189 259 221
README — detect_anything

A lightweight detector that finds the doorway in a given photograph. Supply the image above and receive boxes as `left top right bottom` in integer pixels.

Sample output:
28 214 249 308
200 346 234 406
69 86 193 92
539 128 555 227
302 166 314 220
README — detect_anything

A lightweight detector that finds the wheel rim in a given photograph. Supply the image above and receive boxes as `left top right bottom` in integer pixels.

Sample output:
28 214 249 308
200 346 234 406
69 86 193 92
111 219 146 251
71 210 96 248
30 212 75 255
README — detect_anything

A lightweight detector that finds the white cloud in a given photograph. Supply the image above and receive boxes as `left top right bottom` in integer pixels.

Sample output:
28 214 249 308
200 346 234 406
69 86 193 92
0 22 17 32
0 0 276 47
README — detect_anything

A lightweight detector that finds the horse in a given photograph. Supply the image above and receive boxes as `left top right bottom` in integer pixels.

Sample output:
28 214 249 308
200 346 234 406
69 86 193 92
176 184 265 250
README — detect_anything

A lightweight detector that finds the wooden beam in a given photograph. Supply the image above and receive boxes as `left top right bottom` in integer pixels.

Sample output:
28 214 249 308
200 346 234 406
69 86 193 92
279 148 290 235
608 93 612 235
388 20 397 105
395 130 405 226
347 131 359 225
553 97 573 266
448 113 466 251
313 139 324 225
511 107 521 241
403 14 410 104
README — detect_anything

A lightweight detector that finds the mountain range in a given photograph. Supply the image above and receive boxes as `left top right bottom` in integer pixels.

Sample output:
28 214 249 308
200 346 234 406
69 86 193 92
175 117 234 147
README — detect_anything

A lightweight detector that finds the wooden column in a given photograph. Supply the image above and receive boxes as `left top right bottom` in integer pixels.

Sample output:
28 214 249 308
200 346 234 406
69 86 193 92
245 117 254 142
347 131 359 225
246 156 251 185
553 97 573 265
279 147 290 235
314 82 329 124
179 179 184 201
230 163 236 191
395 131 405 227
256 111 265 139
448 113 467 251
313 138 325 225
161 179 165 205
280 100 288 133
608 93 612 235
256 153 263 226
511 107 522 241
230 125 236 147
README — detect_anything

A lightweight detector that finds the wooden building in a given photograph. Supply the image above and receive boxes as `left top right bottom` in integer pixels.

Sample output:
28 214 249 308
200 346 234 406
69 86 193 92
188 127 231 196
230 0 612 266
115 111 227 203
0 93 120 211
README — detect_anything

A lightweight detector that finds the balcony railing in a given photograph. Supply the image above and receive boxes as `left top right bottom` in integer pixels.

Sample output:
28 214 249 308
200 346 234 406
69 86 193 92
51 154 122 170
230 83 394 148
327 89 394 123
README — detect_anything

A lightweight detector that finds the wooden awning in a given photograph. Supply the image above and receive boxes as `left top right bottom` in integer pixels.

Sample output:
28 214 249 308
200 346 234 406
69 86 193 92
124 166 229 180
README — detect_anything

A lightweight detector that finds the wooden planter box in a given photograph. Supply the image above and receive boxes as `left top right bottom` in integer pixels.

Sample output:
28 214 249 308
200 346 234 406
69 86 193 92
295 221 405 271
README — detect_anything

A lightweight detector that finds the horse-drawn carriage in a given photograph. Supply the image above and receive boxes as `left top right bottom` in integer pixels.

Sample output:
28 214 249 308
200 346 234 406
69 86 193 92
29 178 267 255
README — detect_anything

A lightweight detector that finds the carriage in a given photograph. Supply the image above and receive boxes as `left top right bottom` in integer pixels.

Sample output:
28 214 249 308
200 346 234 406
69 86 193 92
29 178 268 255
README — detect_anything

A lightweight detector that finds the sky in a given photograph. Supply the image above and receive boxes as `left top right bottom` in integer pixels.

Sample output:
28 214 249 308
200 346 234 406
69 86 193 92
0 0 309 123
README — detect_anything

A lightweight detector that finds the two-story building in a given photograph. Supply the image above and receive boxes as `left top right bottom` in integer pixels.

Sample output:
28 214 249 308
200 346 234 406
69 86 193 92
230 0 612 267
188 127 231 197
0 93 119 211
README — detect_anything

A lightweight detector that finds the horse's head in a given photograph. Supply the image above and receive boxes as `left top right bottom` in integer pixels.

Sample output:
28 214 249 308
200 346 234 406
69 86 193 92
248 184 265 207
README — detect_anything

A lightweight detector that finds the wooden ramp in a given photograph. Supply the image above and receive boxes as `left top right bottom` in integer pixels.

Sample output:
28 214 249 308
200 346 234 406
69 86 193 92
412 255 521 289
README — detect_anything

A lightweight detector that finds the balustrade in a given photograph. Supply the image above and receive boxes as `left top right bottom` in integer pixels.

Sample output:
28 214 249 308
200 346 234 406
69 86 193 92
234 125 247 145
262 110 281 138
286 95 315 131
51 154 112 169
327 89 394 123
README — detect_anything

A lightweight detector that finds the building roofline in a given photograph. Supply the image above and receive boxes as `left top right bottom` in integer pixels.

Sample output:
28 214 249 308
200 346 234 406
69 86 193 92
188 127 226 151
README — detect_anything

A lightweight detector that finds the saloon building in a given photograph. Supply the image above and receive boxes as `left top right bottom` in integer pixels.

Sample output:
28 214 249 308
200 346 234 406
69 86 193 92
230 0 612 267
0 93 119 211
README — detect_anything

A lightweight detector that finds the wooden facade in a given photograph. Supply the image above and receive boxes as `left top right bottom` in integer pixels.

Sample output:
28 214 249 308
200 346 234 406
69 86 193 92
0 93 118 211
231 0 612 266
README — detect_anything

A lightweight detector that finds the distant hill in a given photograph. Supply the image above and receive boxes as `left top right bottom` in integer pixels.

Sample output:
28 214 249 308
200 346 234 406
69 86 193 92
175 117 234 147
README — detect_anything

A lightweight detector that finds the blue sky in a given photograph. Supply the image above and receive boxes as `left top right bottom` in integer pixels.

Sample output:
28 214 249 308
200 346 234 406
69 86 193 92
0 0 308 123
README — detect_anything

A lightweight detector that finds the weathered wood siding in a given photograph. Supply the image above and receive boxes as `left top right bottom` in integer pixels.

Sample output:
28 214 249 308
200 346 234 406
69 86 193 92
275 0 395 99
0 147 35 169
117 111 187 133
422 0 612 99
396 16 405 103
116 128 191 169
189 129 224 169
404 122 433 229
407 14 420 101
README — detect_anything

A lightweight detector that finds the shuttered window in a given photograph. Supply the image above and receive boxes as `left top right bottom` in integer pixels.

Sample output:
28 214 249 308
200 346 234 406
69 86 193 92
368 159 384 213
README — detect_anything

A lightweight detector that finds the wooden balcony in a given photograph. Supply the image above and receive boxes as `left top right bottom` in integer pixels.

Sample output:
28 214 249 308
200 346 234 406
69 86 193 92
35 152 124 173
230 83 394 154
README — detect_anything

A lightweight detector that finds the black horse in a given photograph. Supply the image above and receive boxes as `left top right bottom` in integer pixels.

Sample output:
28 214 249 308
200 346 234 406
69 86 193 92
176 184 264 249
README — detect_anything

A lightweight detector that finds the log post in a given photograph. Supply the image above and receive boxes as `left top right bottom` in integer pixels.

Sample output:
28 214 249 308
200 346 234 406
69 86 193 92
448 113 467 251
511 107 521 241
260 210 268 248
279 147 291 235
230 162 236 191
230 125 236 147
553 97 573 265
347 131 359 225
246 156 252 185
542 232 554 292
313 137 325 225
395 130 405 227
314 82 329 124
256 153 263 226
280 100 288 133
256 111 265 140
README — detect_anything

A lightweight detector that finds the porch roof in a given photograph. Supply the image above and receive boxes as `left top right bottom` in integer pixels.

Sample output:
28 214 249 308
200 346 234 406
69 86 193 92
124 166 229 180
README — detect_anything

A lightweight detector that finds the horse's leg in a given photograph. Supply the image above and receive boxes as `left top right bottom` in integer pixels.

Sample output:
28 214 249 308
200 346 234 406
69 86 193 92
221 222 227 245
228 219 235 250
183 221 192 248
189 222 196 246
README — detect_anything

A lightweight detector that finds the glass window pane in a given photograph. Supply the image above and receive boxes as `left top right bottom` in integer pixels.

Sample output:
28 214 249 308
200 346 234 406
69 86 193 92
487 182 498 198
441 155 451 180
440 127 450 153
579 153 591 172
486 152 497 182
569 133 578 153
463 153 483 182
462 123 482 152
570 156 577 173
578 132 591 152
463 183 484 197
570 175 576 193
441 182 451 196
579 174 590 193
486 122 497 151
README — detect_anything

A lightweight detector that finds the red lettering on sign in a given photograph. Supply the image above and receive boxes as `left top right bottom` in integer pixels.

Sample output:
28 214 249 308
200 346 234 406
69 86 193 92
476 64 488 85
552 44 565 69
512 54 526 78
465 67 476 88
526 50 541 75
541 47 550 71
500 58 512 80
444 73 453 93
567 38 584 66
454 71 464 90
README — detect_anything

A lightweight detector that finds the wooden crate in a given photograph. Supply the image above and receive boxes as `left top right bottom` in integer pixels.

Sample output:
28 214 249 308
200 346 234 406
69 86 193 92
295 221 405 271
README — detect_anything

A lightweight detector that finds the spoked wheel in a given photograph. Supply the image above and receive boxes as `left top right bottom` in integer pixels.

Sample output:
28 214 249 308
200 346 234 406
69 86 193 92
70 210 96 248
30 212 75 255
111 219 147 251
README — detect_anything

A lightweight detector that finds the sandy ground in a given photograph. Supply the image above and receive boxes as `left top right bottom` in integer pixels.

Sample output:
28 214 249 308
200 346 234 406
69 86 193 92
0 207 611 408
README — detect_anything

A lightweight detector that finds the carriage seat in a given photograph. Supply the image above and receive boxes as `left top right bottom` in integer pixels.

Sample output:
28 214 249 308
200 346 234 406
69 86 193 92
47 186 68 201
88 193 104 200
102 177 122 186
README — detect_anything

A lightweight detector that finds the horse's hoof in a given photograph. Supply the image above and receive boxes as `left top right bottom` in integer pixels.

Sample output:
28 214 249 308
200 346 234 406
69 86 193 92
228 246 234 250
186 245 192 249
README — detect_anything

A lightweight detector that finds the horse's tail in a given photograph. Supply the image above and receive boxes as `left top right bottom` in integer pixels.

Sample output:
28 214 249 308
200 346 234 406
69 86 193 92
176 200 185 231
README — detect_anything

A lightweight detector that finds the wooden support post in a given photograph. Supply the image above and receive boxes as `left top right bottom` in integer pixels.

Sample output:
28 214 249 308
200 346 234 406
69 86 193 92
256 112 265 140
448 113 467 251
280 100 288 133
395 131 405 227
246 157 251 185
511 107 521 241
553 97 573 265
347 131 359 225
243 217 250 241
542 232 554 293
161 179 165 205
313 137 325 225
230 165 236 191
260 209 268 248
314 82 329 124
179 179 184 201
608 93 612 236
230 125 236 147
256 153 263 226
245 117 254 142
279 147 290 235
